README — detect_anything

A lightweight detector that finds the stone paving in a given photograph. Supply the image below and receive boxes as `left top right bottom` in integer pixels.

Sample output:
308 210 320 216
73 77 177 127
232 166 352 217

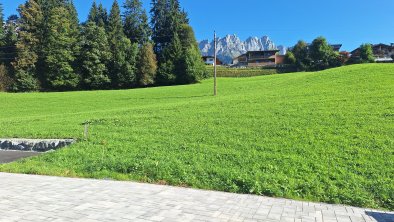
0 173 392 222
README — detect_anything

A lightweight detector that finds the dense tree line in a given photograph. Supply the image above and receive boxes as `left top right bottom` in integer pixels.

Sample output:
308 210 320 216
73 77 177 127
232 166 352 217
285 36 375 71
0 0 207 92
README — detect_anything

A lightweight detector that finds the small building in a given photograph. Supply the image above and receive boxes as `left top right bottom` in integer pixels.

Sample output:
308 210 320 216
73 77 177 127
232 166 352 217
202 56 222 66
232 50 282 67
351 43 394 63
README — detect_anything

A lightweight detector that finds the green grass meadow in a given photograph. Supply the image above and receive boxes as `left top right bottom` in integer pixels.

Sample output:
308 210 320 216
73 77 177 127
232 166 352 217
0 64 393 209
206 65 279 77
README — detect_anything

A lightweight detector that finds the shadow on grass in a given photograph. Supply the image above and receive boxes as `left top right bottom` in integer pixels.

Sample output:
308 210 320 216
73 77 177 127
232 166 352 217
366 211 394 222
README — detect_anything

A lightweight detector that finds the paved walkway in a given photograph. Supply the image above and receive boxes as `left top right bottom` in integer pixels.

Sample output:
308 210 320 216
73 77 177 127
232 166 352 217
0 151 40 164
0 173 392 222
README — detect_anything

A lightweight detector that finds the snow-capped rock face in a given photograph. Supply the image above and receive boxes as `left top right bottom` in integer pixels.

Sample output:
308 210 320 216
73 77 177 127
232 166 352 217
199 35 286 64
277 45 287 55
244 37 261 51
198 40 211 54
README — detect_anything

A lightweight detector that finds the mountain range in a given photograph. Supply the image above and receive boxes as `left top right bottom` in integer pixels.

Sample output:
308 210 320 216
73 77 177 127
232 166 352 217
199 35 286 64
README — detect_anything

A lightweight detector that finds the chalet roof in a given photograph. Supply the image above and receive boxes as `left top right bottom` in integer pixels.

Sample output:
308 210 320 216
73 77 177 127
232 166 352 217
233 50 280 60
247 50 280 53
331 44 342 50
373 43 392 47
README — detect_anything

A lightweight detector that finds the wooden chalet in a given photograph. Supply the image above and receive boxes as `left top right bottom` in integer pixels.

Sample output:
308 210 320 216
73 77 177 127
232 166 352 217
232 50 282 67
351 43 394 62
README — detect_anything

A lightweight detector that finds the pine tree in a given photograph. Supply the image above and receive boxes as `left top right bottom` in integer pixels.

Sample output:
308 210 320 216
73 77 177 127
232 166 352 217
0 4 6 63
0 3 5 41
88 2 108 28
150 0 187 56
87 1 98 23
108 0 138 88
65 0 81 72
151 0 205 85
1 16 19 68
97 3 108 28
43 6 79 90
176 24 206 84
123 0 151 44
156 34 182 85
11 0 43 91
150 0 167 54
108 1 124 44
79 22 111 89
137 42 157 86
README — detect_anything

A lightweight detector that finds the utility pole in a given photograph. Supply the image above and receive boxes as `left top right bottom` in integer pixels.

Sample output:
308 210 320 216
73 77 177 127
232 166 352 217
214 31 217 96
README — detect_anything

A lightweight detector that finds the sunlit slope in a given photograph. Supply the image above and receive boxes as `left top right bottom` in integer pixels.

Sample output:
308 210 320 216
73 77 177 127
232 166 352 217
1 64 393 209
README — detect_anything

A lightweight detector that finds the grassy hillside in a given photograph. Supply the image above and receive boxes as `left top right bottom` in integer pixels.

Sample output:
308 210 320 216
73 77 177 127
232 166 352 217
206 66 279 77
0 64 393 209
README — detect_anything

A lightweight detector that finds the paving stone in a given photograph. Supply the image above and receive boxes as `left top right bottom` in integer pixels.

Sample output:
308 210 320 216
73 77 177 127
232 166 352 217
0 173 393 222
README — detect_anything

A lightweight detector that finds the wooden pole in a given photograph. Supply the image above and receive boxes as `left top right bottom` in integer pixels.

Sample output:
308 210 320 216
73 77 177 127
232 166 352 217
214 31 217 96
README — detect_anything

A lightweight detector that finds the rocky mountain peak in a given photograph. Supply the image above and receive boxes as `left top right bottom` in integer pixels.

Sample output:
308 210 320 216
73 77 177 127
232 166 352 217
199 35 286 64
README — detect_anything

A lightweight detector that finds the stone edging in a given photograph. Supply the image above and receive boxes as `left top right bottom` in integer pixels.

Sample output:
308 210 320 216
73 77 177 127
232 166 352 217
0 138 75 153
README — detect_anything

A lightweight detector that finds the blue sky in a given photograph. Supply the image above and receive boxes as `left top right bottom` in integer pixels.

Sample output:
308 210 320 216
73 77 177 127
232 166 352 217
2 0 394 51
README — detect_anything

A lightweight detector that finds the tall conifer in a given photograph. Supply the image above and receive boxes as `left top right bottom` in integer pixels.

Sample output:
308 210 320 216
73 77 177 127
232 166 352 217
137 42 157 86
43 6 79 90
108 0 138 88
80 22 111 89
0 3 5 41
123 0 151 44
12 0 43 91
1 16 18 68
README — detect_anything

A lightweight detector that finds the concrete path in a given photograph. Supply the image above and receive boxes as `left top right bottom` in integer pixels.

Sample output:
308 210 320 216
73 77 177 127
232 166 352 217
0 151 40 164
0 173 392 222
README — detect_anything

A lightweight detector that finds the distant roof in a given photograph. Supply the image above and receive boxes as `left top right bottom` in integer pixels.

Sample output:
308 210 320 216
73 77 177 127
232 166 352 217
331 44 342 50
247 50 280 53
373 43 393 47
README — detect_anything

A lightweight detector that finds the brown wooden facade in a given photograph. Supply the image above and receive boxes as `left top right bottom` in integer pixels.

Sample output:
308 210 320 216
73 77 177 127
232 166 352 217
232 50 282 67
